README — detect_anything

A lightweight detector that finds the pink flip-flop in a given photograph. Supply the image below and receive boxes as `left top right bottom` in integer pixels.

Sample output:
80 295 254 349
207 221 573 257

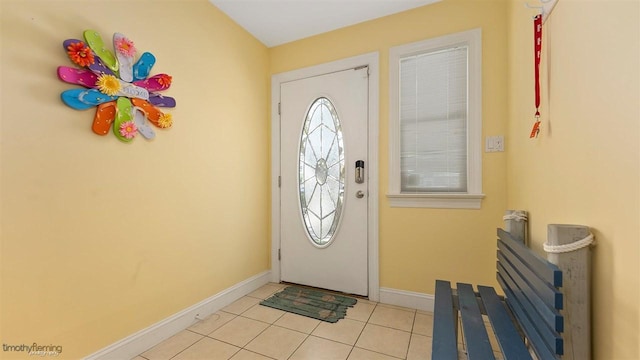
133 74 172 92
57 66 98 88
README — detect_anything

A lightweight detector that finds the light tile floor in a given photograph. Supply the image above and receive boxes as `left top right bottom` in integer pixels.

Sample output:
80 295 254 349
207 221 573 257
133 283 438 360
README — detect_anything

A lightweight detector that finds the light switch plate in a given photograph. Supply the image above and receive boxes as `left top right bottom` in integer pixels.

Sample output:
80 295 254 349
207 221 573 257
485 136 504 152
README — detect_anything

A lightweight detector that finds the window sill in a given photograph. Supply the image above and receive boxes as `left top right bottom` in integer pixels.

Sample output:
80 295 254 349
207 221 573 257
386 193 485 209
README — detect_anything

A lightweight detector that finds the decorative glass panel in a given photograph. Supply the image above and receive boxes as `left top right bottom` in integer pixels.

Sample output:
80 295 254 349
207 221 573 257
299 97 345 246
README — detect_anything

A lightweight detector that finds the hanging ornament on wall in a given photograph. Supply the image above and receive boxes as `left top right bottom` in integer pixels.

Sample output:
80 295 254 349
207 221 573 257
529 14 542 138
57 30 176 143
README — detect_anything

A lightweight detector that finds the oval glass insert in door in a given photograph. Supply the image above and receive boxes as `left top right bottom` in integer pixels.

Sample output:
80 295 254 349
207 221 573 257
299 97 345 247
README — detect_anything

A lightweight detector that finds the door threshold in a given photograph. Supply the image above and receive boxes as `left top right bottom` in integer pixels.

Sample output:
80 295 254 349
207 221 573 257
279 281 370 301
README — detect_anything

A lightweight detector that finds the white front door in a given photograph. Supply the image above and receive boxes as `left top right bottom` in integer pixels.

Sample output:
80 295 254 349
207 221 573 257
280 67 369 296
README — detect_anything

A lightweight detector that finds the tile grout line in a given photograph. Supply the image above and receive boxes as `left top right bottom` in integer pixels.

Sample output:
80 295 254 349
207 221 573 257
342 300 370 360
195 304 281 358
405 308 419 359
230 304 282 357
166 331 209 360
348 302 377 359
140 284 436 360
284 326 313 360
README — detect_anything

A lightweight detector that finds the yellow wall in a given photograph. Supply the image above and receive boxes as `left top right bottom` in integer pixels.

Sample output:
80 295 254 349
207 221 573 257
270 0 509 293
506 0 640 359
0 1 270 358
2 0 637 359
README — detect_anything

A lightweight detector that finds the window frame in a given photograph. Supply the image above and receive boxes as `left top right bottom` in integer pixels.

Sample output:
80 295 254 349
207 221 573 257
388 28 484 209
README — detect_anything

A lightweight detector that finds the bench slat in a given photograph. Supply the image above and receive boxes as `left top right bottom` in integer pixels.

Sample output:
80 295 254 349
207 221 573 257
497 253 564 332
503 276 562 360
433 229 566 360
498 242 563 310
432 280 459 360
477 285 532 360
457 283 495 360
498 271 563 358
498 229 562 287
496 230 564 358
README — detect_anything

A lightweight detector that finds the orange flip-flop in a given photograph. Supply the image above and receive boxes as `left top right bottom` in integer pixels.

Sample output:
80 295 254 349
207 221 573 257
131 98 172 128
92 101 116 135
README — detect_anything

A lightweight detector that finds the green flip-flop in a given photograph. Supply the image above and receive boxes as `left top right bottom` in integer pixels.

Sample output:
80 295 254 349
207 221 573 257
84 29 119 73
114 97 135 142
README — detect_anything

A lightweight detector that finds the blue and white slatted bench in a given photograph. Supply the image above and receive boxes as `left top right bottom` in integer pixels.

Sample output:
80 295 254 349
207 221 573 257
432 229 565 360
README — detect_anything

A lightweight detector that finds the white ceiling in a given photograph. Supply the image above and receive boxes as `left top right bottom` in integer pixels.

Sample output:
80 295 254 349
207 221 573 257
208 0 440 47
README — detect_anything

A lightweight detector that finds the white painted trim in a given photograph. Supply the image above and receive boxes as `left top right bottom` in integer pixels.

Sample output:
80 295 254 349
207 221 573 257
271 52 380 302
84 271 271 360
387 193 485 209
379 287 434 312
388 28 483 209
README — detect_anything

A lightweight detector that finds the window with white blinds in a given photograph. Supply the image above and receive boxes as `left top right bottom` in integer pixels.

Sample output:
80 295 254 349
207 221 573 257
388 29 484 209
400 47 468 193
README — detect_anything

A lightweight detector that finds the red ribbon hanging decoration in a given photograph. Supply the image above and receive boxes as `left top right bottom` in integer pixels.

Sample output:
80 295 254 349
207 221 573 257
530 14 543 138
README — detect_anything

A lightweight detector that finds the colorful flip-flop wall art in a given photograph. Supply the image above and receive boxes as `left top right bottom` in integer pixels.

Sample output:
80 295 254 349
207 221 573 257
58 30 176 142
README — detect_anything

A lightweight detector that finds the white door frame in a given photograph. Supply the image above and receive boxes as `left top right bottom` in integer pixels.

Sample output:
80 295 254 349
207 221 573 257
271 52 380 301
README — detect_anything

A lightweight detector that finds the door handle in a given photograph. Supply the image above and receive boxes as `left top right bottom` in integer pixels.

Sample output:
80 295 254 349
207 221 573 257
355 160 365 184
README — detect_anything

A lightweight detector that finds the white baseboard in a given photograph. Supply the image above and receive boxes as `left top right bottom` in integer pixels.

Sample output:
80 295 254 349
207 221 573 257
84 271 271 360
379 287 434 312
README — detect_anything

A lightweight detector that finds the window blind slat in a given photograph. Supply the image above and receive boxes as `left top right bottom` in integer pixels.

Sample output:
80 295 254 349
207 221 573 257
400 47 468 193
